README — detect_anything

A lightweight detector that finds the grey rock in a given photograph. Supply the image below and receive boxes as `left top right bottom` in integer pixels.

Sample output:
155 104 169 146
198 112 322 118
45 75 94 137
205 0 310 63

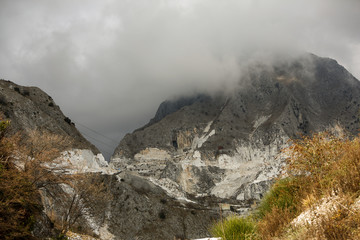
106 173 220 240
0 79 221 239
0 79 99 153
111 53 360 212
4 52 360 240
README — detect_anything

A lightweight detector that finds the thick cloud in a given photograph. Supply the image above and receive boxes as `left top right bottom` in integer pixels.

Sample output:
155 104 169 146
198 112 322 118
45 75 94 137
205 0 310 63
1 0 360 159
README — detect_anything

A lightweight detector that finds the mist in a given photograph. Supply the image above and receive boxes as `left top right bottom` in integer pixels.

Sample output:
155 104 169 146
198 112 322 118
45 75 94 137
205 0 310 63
1 0 360 159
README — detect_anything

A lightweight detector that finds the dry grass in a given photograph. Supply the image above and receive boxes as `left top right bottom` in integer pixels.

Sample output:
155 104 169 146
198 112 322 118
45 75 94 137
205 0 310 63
275 131 360 239
257 207 293 239
211 130 360 240
301 195 360 240
210 215 258 240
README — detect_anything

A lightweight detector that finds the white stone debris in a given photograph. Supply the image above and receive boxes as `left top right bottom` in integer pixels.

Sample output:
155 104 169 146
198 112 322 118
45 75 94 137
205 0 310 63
66 231 98 240
59 183 75 195
65 228 115 240
49 149 116 174
98 224 115 240
110 119 289 203
134 148 171 161
192 129 215 149
149 177 196 203
191 150 206 167
292 195 360 231
292 196 341 227
203 121 213 133
211 136 287 199
253 115 271 129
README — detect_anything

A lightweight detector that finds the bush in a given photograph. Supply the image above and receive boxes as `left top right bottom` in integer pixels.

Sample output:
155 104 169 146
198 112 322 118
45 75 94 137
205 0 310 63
254 177 308 238
284 132 347 192
255 178 301 220
0 119 41 239
210 215 258 240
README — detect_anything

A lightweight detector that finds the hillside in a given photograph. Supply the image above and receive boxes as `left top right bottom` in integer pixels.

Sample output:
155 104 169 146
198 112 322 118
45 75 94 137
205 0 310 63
2 52 360 240
0 81 222 239
210 131 360 239
111 53 360 208
0 79 99 153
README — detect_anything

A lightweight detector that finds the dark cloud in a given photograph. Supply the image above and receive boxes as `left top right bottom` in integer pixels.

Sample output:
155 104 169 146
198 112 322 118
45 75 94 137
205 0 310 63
1 0 360 159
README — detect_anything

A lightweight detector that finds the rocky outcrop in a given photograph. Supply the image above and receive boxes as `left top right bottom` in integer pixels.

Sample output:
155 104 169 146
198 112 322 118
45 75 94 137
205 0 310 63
38 171 223 240
111 53 360 211
107 173 220 240
0 79 99 153
0 79 113 238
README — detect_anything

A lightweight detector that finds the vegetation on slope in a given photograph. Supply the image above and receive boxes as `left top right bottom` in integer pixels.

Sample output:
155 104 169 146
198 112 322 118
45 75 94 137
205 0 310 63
0 117 110 239
211 130 360 239
0 119 41 239
210 215 257 240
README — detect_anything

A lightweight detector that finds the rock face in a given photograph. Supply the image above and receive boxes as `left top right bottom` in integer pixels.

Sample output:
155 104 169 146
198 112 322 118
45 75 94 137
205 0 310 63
111 53 360 206
106 173 220 240
3 53 360 240
0 79 112 238
0 79 99 153
39 172 221 240
0 79 222 239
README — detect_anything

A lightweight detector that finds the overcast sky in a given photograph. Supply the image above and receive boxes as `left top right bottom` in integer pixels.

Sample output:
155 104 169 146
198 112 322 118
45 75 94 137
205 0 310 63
1 0 360 159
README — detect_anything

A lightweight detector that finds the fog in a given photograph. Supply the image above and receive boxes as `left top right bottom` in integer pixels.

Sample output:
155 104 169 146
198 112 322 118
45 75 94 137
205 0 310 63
1 0 360 159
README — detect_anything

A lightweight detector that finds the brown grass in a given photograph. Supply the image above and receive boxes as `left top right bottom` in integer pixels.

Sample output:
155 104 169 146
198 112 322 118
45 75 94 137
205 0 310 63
274 131 360 239
257 207 293 239
242 131 360 239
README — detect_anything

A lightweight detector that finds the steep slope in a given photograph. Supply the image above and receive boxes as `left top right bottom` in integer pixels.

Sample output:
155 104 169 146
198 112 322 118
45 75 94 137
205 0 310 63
0 79 98 153
0 80 222 239
111 53 360 205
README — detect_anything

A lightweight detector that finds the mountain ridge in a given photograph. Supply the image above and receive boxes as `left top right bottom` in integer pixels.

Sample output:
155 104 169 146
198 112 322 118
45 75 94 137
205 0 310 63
0 79 99 154
2 52 360 239
111 53 360 204
0 78 221 240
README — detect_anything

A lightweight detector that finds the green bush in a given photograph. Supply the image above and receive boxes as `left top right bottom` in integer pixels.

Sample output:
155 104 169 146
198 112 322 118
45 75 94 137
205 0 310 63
255 177 302 220
210 215 258 240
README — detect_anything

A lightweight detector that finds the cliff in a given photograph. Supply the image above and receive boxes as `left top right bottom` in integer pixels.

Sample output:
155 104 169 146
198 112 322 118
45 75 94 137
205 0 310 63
0 79 99 153
111 53 360 207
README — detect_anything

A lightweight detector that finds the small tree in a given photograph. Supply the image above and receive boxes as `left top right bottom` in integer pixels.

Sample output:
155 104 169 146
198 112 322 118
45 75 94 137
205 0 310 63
60 173 111 234
0 117 111 238
0 119 41 239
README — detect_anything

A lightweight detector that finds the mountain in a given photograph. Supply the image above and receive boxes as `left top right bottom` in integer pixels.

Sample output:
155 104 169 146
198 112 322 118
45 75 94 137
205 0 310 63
2 52 360 240
111 53 360 206
0 79 221 239
0 79 98 153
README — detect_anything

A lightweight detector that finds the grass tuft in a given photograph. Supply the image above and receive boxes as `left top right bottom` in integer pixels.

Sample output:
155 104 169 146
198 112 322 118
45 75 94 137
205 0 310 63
255 177 301 220
210 215 258 240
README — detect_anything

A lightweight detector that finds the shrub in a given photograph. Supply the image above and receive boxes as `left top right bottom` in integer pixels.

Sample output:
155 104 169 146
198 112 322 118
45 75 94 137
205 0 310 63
210 215 258 240
0 116 112 238
257 207 294 239
0 119 41 239
284 132 347 192
255 178 302 220
254 177 308 238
